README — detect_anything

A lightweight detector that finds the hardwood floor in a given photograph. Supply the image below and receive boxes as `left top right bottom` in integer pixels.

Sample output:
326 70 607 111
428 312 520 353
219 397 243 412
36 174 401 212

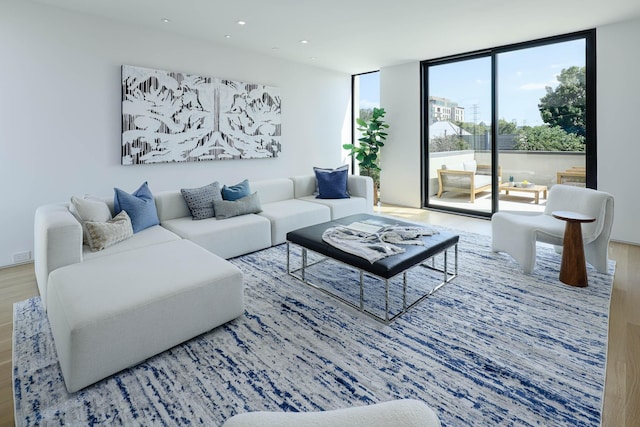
0 263 38 427
0 207 637 426
604 241 640 426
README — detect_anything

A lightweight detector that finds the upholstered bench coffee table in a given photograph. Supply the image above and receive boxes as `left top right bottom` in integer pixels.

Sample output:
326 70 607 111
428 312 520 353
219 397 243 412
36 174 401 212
46 239 244 392
286 214 458 324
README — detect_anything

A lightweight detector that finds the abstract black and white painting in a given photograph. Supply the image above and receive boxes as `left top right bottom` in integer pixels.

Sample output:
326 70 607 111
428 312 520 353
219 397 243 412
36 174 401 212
121 65 281 165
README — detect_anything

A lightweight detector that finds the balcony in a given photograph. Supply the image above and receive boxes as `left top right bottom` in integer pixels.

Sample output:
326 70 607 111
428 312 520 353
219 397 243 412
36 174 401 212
427 150 586 213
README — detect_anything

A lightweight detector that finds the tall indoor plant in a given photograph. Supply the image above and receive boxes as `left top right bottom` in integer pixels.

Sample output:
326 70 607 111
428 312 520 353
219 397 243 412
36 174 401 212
343 107 389 203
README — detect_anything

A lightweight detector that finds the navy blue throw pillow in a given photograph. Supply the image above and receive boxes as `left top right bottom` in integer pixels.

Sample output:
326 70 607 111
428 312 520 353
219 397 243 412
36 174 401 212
315 168 350 199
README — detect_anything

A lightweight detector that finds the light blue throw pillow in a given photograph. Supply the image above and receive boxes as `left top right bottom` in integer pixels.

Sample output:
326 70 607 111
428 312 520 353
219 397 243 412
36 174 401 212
113 181 159 233
314 167 350 199
222 179 251 201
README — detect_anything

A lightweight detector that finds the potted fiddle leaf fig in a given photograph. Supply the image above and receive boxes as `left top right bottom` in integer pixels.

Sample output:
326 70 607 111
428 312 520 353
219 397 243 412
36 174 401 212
342 107 389 203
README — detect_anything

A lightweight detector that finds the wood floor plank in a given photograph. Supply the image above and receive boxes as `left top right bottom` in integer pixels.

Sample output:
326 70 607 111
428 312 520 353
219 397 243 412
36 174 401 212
602 360 626 427
0 401 15 427
626 323 640 426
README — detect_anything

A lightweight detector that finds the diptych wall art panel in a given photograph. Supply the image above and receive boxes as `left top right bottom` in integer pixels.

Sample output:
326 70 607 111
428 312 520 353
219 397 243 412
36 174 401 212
122 65 281 165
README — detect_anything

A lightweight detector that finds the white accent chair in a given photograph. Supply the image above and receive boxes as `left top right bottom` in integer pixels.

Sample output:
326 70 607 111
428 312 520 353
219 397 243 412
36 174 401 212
222 399 441 427
491 184 614 274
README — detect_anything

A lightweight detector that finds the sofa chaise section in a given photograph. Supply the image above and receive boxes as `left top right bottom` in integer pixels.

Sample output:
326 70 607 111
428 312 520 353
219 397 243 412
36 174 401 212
47 239 244 392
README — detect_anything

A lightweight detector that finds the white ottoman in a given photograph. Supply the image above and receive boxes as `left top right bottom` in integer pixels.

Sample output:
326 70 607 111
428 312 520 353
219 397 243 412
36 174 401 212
46 239 244 392
222 399 441 427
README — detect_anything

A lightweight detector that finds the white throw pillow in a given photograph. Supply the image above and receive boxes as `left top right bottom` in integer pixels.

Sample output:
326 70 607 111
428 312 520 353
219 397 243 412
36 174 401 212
70 195 112 243
448 163 464 171
463 160 477 173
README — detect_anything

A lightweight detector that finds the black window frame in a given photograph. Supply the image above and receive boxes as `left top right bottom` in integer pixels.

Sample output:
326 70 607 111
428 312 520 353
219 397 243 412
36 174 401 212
420 29 597 217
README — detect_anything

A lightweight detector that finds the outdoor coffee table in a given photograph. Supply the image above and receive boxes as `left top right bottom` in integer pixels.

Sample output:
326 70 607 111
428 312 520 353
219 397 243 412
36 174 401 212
286 213 459 324
499 183 548 204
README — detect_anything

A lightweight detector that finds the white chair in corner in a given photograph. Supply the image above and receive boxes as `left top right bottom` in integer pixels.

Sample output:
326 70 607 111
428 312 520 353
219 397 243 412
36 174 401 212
222 399 441 427
491 184 614 274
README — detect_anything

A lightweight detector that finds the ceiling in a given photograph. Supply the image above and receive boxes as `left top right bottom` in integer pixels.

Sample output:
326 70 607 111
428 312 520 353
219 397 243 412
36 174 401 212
27 0 640 74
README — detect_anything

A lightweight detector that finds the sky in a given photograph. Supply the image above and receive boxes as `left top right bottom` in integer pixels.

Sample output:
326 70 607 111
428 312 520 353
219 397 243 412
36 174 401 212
358 38 585 127
358 72 381 110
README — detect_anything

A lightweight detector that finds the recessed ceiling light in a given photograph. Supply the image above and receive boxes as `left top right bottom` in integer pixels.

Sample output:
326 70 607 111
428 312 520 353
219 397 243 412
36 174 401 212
271 47 280 50
309 56 317 60
161 18 171 23
299 40 309 44
224 35 231 39
237 20 246 25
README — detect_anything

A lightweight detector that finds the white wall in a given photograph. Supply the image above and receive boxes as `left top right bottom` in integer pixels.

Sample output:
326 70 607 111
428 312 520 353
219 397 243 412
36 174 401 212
379 19 640 245
597 17 640 245
379 62 421 206
2 3 637 269
0 1 351 268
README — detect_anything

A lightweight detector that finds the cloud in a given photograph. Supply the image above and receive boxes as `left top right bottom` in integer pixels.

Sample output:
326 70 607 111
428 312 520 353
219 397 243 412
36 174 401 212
519 82 548 90
519 76 559 91
358 99 379 110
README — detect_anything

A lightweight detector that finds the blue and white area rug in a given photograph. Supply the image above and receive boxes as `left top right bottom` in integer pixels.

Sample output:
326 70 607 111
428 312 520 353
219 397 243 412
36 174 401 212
13 229 614 426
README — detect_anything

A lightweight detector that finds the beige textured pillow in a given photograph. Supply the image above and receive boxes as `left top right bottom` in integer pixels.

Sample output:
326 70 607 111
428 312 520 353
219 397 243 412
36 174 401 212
84 211 134 252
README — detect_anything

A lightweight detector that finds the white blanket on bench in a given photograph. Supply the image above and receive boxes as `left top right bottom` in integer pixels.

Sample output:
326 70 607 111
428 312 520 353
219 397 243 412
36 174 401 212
322 225 438 263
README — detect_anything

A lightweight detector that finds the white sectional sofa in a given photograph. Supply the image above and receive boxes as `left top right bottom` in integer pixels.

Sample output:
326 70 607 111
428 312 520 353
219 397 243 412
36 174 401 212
33 174 373 392
35 174 373 306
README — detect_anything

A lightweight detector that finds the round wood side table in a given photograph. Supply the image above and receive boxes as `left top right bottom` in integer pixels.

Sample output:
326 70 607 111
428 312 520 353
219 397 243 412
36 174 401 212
552 210 596 287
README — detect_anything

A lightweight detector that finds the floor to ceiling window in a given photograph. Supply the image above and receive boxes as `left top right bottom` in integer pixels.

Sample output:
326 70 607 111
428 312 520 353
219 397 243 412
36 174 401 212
422 30 595 217
351 71 381 198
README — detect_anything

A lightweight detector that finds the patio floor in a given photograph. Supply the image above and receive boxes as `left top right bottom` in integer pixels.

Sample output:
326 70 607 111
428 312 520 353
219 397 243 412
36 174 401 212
427 190 547 214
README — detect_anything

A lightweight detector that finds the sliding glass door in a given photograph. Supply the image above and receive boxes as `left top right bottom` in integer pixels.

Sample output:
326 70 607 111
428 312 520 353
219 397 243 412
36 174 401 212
496 39 587 212
425 55 493 215
422 30 595 217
